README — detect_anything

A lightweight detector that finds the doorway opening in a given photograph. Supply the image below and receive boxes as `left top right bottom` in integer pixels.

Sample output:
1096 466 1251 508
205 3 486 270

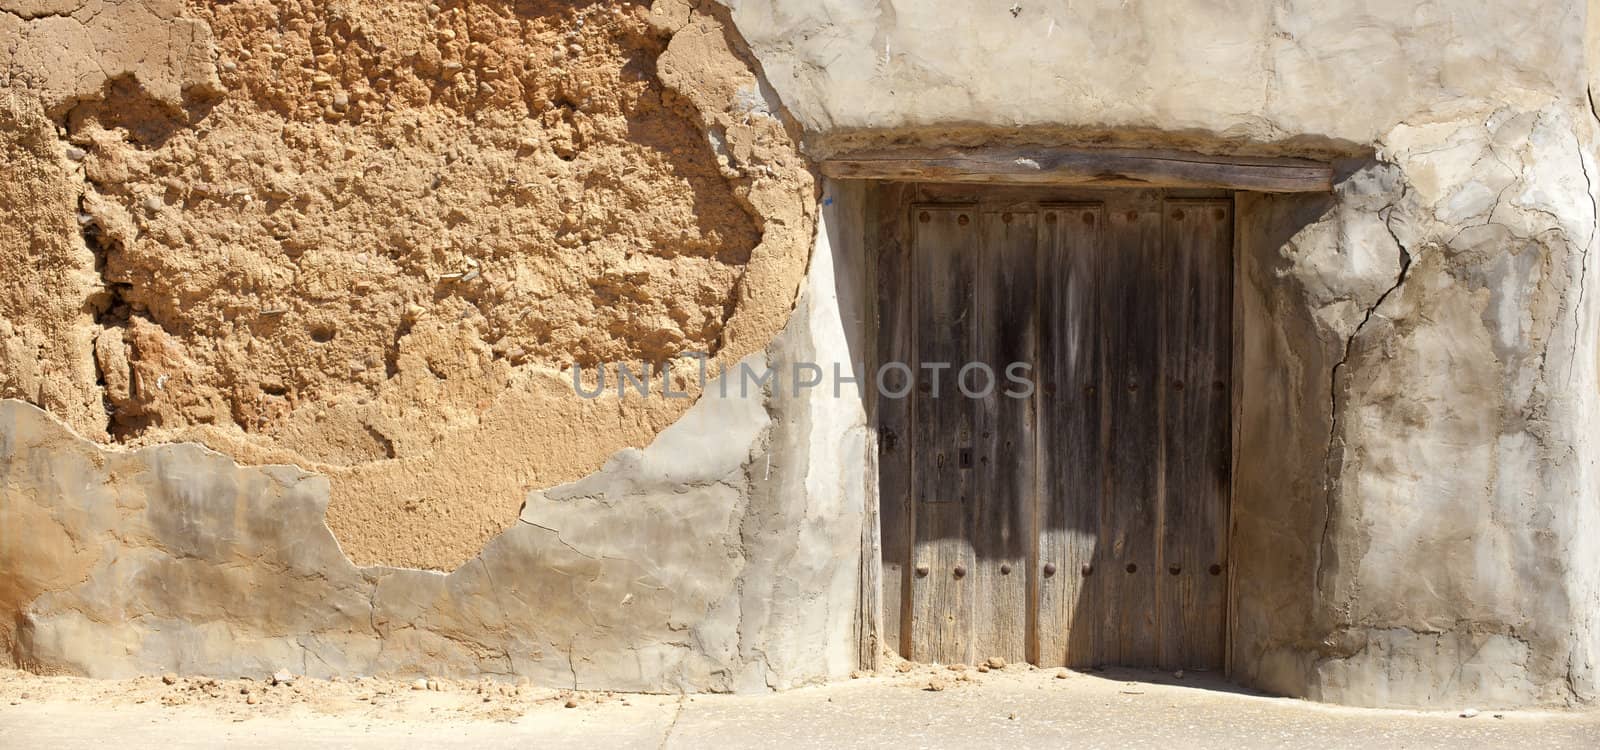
872 183 1235 670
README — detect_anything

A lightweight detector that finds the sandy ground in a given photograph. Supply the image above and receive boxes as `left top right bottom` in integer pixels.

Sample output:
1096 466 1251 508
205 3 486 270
3 665 1597 749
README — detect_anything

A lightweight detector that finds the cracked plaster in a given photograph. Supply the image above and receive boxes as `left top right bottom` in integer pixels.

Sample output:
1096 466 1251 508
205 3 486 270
1 167 869 692
4 0 1600 710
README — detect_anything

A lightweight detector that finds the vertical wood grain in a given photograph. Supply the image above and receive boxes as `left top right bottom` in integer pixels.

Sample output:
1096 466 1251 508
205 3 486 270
1158 199 1233 670
970 209 1037 664
874 184 916 658
1099 195 1164 668
1035 203 1106 667
910 205 978 664
883 188 1233 670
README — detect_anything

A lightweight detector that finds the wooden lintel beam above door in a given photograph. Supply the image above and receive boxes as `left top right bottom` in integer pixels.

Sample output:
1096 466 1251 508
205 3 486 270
821 147 1333 193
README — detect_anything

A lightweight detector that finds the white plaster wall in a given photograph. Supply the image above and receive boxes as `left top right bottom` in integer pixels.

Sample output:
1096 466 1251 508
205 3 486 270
1234 105 1600 707
715 0 1600 708
722 190 871 691
719 0 1586 145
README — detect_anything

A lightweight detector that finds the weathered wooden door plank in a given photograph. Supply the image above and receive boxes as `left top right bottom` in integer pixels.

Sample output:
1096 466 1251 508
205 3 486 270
1157 199 1233 670
970 210 1037 664
1035 204 1106 668
1099 197 1165 667
874 184 917 659
910 204 979 664
888 187 1232 670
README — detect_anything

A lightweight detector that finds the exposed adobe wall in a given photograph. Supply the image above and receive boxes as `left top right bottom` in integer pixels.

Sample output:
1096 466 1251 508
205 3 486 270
0 0 816 571
0 192 869 689
1 0 850 685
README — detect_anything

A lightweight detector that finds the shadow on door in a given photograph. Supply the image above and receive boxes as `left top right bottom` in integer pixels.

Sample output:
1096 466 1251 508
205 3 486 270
874 185 1235 671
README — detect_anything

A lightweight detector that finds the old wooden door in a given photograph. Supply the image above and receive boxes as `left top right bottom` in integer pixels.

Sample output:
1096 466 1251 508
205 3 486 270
878 187 1233 670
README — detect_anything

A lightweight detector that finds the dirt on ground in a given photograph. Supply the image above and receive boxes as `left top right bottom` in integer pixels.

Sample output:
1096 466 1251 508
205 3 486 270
0 661 1076 723
0 0 816 570
6 664 1600 750
0 666 628 723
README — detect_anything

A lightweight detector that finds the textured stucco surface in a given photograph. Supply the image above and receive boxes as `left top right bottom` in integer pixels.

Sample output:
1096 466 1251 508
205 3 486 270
715 0 1600 708
1 198 867 688
718 0 1586 150
4 0 1600 709
2 377 761 685
1234 103 1599 707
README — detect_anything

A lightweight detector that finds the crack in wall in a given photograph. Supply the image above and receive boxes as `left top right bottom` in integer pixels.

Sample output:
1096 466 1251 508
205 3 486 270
566 636 580 690
1316 189 1414 604
519 519 595 560
474 558 516 674
77 187 131 437
1573 88 1600 382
